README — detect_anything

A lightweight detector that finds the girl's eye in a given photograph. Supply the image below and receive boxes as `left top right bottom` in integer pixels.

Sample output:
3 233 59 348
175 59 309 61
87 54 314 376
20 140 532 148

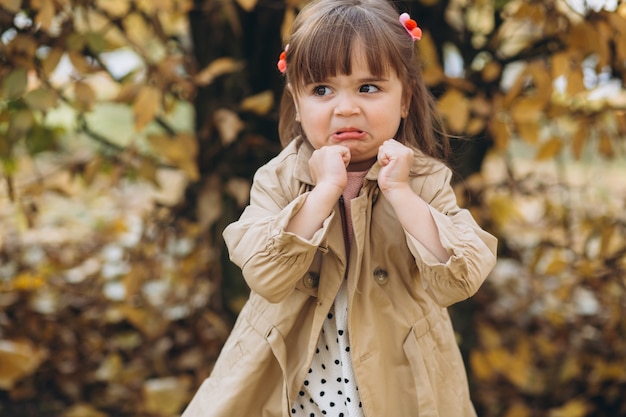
360 84 380 93
312 85 332 96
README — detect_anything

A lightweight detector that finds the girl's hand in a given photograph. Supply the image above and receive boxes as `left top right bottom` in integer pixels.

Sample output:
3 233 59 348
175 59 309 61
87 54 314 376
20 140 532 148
377 139 413 195
309 145 351 194
285 145 350 240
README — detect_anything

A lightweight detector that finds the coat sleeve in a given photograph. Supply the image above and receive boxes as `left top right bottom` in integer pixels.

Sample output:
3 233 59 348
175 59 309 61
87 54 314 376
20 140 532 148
405 165 498 307
222 161 334 303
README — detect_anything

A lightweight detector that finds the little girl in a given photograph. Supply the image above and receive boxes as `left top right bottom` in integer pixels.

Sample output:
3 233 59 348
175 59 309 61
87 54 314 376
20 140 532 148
182 0 497 415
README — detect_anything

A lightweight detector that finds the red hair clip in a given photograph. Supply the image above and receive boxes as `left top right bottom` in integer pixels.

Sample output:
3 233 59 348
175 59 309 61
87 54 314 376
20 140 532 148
277 44 288 74
399 13 422 41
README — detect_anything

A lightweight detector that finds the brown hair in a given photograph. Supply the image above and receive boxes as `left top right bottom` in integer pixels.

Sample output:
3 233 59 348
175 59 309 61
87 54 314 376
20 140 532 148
278 0 450 163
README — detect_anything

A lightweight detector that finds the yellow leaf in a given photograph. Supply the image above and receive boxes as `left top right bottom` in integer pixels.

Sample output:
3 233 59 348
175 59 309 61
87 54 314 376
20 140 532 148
516 120 539 144
133 86 161 131
68 50 92 73
616 110 626 134
598 130 614 158
85 32 107 53
488 194 523 230
0 0 22 13
175 133 199 181
503 64 527 107
470 350 493 380
74 81 97 111
236 0 257 12
24 87 58 111
123 13 152 47
504 403 532 417
566 69 585 96
470 95 492 118
194 57 244 86
12 272 45 290
147 133 199 180
551 52 570 79
571 123 588 160
8 109 35 141
420 31 445 86
0 133 10 158
534 334 559 359
502 338 543 393
136 0 180 14
41 47 64 76
437 88 469 133
481 60 501 83
510 96 544 125
137 158 159 186
115 82 140 104
66 33 86 51
281 6 296 42
489 117 510 151
526 62 552 103
95 0 130 17
548 399 589 417
34 0 55 33
73 5 109 33
63 403 109 417
0 339 48 389
2 67 28 100
120 305 167 339
485 347 510 374
466 4 495 35
515 2 545 22
535 137 563 161
590 358 626 383
599 223 617 257
559 354 582 383
214 108 244 145
94 353 123 382
477 323 502 349
240 90 274 115
143 376 193 416
568 21 599 57
595 20 613 69
544 255 569 275
466 117 485 136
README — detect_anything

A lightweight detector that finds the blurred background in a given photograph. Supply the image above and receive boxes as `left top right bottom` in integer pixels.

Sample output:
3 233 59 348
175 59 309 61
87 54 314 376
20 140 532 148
1 0 625 416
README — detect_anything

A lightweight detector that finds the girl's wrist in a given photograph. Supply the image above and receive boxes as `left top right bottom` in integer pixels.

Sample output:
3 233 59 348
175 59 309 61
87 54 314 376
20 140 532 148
381 182 412 203
313 181 345 200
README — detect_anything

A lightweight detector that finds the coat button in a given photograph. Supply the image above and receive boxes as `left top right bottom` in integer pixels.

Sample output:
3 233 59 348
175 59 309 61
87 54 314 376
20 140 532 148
303 272 319 289
373 267 388 285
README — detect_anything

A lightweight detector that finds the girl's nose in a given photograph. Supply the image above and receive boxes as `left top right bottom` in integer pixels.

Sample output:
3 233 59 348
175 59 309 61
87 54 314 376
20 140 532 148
333 93 361 116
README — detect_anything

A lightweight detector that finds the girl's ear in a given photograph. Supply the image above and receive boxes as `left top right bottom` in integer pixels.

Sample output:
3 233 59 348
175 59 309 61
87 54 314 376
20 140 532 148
401 102 410 118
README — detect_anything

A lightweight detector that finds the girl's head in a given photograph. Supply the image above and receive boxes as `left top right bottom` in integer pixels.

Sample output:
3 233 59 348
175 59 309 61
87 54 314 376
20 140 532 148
278 0 449 162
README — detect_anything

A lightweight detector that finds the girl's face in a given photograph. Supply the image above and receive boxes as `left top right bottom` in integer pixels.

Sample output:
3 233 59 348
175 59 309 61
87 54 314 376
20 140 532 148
292 45 409 164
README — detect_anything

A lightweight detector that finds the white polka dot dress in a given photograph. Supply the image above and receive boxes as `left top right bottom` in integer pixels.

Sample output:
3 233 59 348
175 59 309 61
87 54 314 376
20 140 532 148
291 281 364 417
291 170 368 417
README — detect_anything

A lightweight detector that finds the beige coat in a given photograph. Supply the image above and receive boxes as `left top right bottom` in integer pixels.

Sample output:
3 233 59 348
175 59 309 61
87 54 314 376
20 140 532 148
182 137 497 417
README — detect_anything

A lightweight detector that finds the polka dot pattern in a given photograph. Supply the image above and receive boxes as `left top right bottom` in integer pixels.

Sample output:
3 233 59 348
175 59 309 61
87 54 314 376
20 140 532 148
292 281 364 416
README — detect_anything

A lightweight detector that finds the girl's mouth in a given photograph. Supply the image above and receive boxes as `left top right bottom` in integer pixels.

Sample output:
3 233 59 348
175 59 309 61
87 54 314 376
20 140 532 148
334 129 366 140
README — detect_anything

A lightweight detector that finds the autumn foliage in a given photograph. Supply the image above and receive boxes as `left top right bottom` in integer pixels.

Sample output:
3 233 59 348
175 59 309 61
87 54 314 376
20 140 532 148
1 0 626 416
